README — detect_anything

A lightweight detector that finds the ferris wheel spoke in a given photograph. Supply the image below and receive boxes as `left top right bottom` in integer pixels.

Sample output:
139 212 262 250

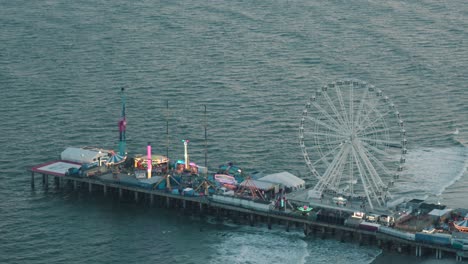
348 83 354 132
357 127 389 137
359 140 389 157
355 143 385 188
351 147 375 208
335 84 351 128
323 91 350 131
362 147 393 175
305 115 344 135
360 137 400 148
312 143 344 166
317 146 347 187
311 102 348 133
304 131 346 139
356 101 380 130
355 152 384 207
305 139 345 150
357 109 392 135
352 87 369 129
332 146 350 191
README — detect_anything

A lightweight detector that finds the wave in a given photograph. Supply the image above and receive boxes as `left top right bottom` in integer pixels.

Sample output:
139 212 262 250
392 146 467 202
208 225 381 264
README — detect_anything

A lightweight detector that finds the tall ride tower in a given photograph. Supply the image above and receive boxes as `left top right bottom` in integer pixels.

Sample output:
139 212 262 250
118 88 127 156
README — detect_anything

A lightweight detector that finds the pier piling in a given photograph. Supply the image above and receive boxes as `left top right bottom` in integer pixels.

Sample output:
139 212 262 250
42 174 48 189
31 172 35 189
416 246 423 257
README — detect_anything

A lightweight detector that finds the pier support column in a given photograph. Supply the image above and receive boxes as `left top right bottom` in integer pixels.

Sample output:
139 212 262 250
435 249 442 259
215 208 220 220
54 177 59 188
182 200 186 210
199 203 203 214
103 185 107 196
44 174 48 190
267 217 272 230
166 197 170 208
42 174 45 185
150 194 154 206
31 172 35 189
286 221 290 232
119 188 123 199
456 254 463 262
249 214 254 227
134 191 138 202
73 180 78 190
416 246 422 257
88 183 92 193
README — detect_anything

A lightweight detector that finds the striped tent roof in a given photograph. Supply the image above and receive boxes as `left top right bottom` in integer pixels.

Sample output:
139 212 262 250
107 153 126 165
454 219 468 233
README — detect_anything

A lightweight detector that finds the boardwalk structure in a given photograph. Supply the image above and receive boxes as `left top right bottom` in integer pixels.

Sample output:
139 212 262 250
29 160 467 262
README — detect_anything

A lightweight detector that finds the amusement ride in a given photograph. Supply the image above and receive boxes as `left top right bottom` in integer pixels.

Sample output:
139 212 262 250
299 80 407 209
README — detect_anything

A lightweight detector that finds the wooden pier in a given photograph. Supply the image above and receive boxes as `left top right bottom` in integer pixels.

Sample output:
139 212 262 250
29 169 467 262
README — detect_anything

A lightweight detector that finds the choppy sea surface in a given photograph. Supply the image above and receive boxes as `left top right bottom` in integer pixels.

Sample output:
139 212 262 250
0 0 467 263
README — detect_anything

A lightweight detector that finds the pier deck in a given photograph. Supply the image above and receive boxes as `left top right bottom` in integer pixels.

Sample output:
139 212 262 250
28 161 468 262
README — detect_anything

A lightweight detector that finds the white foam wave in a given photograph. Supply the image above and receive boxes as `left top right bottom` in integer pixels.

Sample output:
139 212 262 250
209 226 380 264
393 146 467 200
304 239 380 264
209 227 309 264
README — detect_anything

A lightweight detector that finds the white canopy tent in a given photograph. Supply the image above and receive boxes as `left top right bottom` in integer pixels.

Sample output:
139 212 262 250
60 147 109 164
258 171 305 191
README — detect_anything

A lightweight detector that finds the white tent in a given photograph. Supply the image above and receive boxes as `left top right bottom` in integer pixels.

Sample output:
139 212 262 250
258 172 305 191
239 179 277 191
60 147 109 164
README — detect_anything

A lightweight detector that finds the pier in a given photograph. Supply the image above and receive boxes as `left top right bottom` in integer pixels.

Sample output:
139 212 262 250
29 165 468 262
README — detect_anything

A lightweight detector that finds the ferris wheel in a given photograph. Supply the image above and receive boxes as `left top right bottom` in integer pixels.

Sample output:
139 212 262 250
299 80 407 209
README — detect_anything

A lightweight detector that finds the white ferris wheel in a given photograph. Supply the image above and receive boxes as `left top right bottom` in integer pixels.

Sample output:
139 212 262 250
299 80 407 209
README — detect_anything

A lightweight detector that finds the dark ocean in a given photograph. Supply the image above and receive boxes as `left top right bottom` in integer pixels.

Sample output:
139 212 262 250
0 0 467 263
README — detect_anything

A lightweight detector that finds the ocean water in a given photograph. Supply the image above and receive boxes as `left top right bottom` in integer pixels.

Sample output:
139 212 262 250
0 0 467 263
